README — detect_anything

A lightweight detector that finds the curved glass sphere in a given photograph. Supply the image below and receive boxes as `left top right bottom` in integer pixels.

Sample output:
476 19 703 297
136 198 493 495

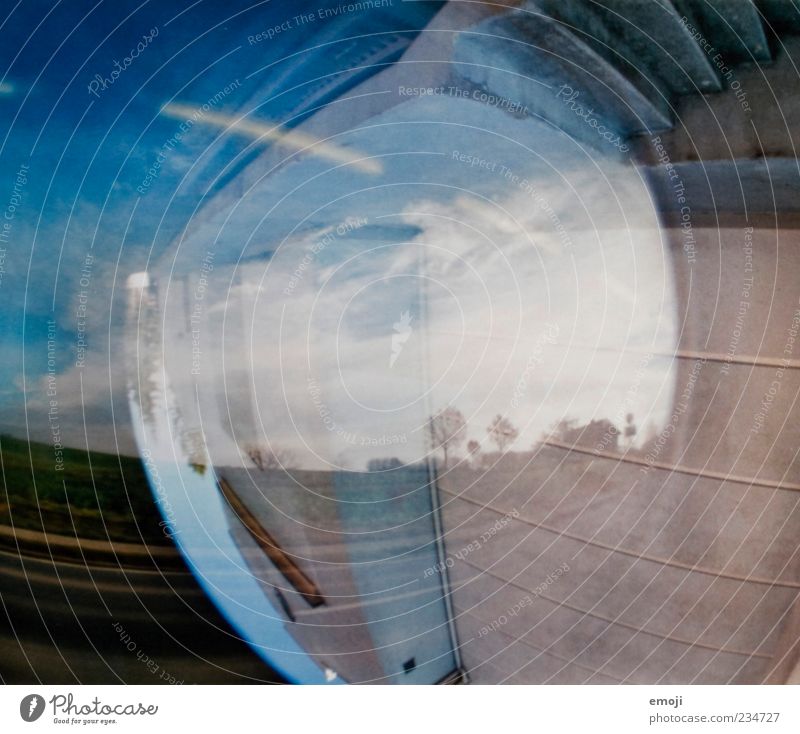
126 52 677 685
125 1 798 685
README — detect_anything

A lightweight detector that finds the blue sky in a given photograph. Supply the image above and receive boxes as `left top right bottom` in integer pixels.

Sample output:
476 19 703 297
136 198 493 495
0 0 441 451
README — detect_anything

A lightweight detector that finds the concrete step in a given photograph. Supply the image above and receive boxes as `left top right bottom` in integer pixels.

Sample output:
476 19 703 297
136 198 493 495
673 0 771 62
628 33 800 214
525 0 673 127
756 0 800 34
452 10 672 151
639 157 800 218
577 0 722 94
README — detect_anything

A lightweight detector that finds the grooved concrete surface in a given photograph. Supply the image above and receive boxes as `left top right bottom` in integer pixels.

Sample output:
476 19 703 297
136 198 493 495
440 226 800 684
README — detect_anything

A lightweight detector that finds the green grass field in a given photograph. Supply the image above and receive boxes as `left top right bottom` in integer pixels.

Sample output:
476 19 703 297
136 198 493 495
0 434 169 544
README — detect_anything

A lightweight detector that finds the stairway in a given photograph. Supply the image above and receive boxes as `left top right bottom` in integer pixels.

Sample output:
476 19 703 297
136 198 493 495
452 0 799 167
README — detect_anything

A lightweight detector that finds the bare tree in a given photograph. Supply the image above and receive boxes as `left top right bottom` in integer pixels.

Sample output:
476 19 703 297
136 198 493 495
467 439 481 466
245 443 296 471
487 414 519 453
623 412 637 448
428 407 467 467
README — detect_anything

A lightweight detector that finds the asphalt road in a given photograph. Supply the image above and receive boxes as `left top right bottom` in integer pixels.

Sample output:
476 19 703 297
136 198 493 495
0 546 284 684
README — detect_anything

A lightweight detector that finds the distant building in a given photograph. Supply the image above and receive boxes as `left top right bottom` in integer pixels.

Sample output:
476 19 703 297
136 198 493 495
560 418 619 452
367 457 403 471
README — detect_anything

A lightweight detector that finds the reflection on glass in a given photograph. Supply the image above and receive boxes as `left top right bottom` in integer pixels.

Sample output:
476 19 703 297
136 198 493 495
127 59 676 683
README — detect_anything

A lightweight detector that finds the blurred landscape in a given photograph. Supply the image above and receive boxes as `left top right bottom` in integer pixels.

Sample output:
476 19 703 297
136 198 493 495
0 434 166 545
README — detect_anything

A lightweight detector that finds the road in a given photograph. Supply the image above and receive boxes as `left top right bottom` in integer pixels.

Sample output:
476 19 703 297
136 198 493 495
0 543 284 684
